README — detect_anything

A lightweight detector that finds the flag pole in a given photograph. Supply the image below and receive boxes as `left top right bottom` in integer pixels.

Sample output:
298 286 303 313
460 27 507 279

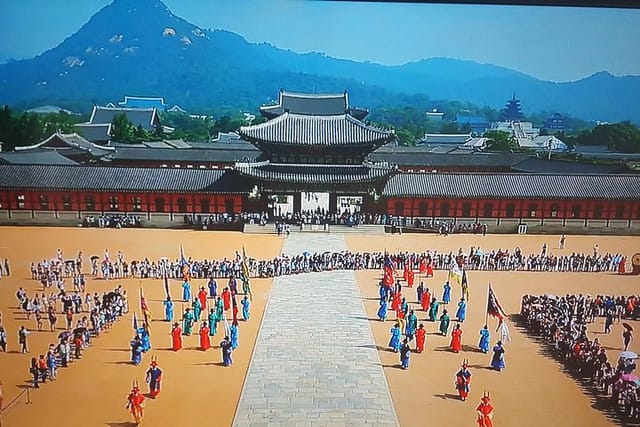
485 282 491 327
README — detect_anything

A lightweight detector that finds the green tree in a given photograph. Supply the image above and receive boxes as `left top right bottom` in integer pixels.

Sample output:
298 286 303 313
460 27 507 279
483 130 519 152
110 113 133 142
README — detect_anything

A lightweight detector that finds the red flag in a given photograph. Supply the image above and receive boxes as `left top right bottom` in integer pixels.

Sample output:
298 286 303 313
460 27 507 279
383 253 394 286
487 284 507 323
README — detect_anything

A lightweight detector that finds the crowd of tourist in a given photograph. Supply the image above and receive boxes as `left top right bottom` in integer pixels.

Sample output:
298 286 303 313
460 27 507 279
82 214 143 229
26 244 626 287
520 293 640 421
5 283 129 391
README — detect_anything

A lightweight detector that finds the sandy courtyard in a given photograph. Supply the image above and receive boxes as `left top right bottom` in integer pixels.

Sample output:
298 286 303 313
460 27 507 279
0 227 638 426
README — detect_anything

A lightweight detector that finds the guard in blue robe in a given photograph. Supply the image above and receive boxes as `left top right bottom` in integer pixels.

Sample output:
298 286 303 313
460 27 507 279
456 298 467 322
208 278 218 298
479 325 490 353
439 310 451 336
405 310 418 340
442 281 452 304
220 336 232 366
241 296 250 321
377 299 388 321
401 298 409 316
137 326 151 352
230 323 239 350
416 282 424 305
491 341 506 371
182 281 192 302
130 335 143 365
388 323 402 352
163 297 174 322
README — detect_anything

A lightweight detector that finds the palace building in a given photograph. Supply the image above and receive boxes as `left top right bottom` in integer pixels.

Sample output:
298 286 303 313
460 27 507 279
0 90 639 232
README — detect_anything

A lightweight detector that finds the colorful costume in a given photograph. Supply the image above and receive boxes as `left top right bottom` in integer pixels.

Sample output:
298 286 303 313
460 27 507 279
126 385 145 424
491 342 506 371
171 324 182 351
415 325 427 353
450 325 462 353
241 296 250 320
476 394 494 427
199 323 211 351
230 323 239 350
163 298 174 322
405 311 418 339
208 278 218 298
182 309 195 336
181 281 192 302
208 310 218 336
479 327 490 353
439 311 451 336
222 288 231 311
389 324 402 352
145 359 162 398
455 363 472 401
377 299 388 321
220 337 233 366
442 282 451 304
130 336 143 365
456 299 467 322
193 298 202 322
429 299 439 322
400 341 411 369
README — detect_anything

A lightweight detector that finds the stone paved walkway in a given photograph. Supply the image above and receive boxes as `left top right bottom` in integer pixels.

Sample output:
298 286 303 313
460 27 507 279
233 234 398 427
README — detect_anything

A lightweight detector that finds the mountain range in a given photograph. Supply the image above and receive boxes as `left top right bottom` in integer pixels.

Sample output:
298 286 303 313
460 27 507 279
0 0 638 123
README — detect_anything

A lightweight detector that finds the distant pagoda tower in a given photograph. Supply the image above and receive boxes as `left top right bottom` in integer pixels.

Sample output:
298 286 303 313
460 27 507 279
235 90 396 213
502 94 524 121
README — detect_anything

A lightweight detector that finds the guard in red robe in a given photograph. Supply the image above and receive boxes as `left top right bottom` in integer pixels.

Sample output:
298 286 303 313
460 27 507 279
426 262 434 278
419 258 427 274
126 381 145 425
407 269 415 288
198 287 208 310
415 323 427 353
222 287 231 311
391 292 402 312
421 289 431 312
476 392 494 427
171 323 182 351
198 322 211 351
450 323 463 353
619 257 626 275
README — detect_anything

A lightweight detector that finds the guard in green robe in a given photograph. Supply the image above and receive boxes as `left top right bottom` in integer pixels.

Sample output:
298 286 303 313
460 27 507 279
215 297 224 322
182 308 195 336
428 298 439 322
193 298 202 322
439 309 451 336
208 309 218 336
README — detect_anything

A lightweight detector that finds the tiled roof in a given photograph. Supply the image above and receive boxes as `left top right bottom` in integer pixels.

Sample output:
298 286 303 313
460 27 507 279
419 134 472 145
111 147 261 163
383 172 640 200
89 106 158 130
118 96 166 110
235 161 395 184
369 150 530 168
511 157 629 174
0 150 78 166
239 113 395 148
0 165 251 193
75 123 112 142
260 90 368 120
15 133 114 157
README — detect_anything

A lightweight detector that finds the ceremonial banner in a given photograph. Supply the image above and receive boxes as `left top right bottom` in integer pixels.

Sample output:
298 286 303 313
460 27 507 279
383 253 394 286
140 284 152 325
448 260 462 286
461 269 470 301
242 246 253 300
179 244 190 282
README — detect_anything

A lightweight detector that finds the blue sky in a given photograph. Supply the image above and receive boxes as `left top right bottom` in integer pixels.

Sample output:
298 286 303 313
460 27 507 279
1 0 639 82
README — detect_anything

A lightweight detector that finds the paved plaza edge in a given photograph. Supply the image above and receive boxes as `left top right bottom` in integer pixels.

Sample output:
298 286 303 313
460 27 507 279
233 234 399 426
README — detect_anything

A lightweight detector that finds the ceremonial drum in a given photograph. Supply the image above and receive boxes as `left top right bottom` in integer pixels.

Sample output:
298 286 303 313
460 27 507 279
631 253 640 275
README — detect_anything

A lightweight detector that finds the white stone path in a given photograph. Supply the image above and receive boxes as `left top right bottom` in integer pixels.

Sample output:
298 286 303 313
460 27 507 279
233 234 399 426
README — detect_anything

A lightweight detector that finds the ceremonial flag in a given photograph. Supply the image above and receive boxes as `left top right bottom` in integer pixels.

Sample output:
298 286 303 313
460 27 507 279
448 260 462 287
163 265 171 299
140 284 152 325
383 253 394 286
500 320 512 342
461 269 470 301
241 246 253 301
179 244 190 282
487 284 507 324
133 312 139 331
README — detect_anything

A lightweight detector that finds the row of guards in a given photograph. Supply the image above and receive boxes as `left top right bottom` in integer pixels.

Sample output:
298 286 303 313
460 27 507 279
382 252 511 342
